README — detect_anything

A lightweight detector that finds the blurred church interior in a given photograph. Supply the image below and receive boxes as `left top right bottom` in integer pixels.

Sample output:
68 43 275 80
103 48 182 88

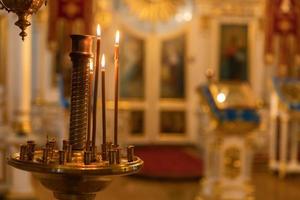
1 0 300 199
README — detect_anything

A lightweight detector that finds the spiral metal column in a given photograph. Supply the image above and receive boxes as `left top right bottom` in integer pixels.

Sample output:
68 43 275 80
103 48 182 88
69 35 94 150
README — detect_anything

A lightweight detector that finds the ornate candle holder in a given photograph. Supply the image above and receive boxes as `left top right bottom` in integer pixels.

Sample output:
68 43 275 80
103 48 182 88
7 35 143 200
0 0 47 40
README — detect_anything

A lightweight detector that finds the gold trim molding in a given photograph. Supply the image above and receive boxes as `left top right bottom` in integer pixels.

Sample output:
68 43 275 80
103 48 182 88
124 0 185 22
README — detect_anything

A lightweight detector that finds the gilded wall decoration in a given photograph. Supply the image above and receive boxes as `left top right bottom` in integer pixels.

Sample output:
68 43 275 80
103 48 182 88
224 146 241 179
95 0 112 29
197 0 260 17
124 0 184 23
116 0 194 33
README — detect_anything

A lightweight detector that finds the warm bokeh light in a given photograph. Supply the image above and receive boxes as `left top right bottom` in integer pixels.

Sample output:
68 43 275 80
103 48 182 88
115 30 120 45
89 60 94 71
96 24 101 37
217 92 226 103
101 54 105 69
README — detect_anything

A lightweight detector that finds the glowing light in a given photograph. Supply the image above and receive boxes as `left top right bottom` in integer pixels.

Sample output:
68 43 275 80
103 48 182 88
115 30 120 45
89 60 94 71
101 54 105 69
175 10 192 22
280 0 291 13
96 24 101 37
217 93 226 103
183 12 192 21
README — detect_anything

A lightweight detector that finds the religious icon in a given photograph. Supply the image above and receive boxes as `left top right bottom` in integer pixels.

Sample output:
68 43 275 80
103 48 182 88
219 25 248 81
120 33 145 99
160 111 186 134
161 35 185 99
129 111 144 135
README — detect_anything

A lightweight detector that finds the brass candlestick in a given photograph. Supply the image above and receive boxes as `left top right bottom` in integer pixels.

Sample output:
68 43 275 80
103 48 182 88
0 0 47 40
69 35 94 151
8 35 143 200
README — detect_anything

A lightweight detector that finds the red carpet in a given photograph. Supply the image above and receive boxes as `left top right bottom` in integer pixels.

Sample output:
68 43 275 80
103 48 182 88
134 146 203 179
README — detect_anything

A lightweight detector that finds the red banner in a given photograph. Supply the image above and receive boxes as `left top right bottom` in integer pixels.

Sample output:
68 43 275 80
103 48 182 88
48 0 93 48
58 0 85 20
264 0 300 76
273 0 297 35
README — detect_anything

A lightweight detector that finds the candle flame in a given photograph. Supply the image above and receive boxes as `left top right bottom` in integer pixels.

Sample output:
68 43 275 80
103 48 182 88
96 24 101 37
89 60 94 71
115 30 120 45
101 54 106 69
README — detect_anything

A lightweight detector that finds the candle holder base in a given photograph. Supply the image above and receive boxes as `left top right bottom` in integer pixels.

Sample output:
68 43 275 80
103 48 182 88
8 150 143 200
54 193 96 200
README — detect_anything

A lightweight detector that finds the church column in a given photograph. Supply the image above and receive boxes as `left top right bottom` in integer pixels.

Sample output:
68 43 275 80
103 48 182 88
7 15 32 135
32 8 54 103
6 15 35 199
279 113 289 178
32 13 46 102
290 120 299 165
269 93 278 168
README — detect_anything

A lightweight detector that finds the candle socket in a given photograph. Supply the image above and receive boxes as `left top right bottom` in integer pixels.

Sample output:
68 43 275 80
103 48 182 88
107 142 113 150
86 142 91 151
20 145 27 161
101 144 107 161
115 148 121 164
42 147 49 164
62 140 69 151
66 145 73 163
47 140 56 159
127 145 135 162
108 149 119 165
49 140 56 148
91 146 98 162
27 141 35 161
84 151 92 165
59 150 66 165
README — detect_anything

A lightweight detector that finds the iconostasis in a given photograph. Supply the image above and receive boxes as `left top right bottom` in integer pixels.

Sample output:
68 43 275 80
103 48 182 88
111 0 265 145
0 0 265 146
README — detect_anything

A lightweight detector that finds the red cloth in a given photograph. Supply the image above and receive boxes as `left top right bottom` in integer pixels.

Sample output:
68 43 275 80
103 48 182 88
135 146 203 179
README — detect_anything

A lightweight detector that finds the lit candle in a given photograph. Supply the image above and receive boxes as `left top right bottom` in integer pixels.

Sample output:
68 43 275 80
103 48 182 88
114 30 120 146
92 24 101 149
86 61 93 150
101 54 107 146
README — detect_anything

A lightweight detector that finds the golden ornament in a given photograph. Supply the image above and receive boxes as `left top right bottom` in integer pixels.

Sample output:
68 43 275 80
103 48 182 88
124 0 185 22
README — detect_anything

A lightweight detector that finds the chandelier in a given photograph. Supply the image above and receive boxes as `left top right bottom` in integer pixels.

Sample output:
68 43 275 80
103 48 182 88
0 0 47 40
